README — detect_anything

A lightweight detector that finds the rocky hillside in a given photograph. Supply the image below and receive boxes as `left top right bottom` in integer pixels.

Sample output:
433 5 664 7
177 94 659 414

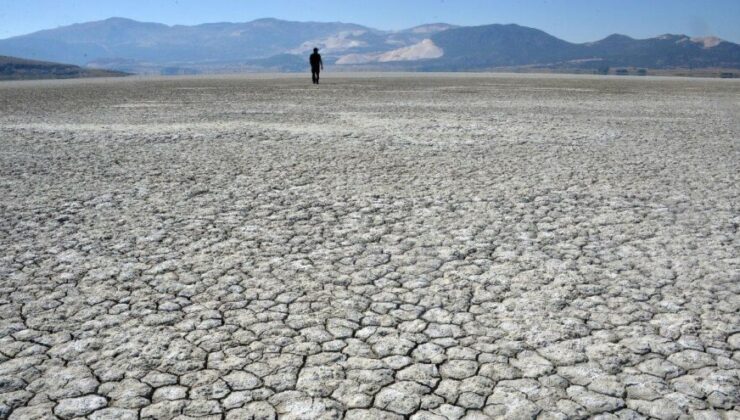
0 55 128 80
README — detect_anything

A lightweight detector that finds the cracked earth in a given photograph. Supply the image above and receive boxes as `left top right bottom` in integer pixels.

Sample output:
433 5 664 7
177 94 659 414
0 74 738 419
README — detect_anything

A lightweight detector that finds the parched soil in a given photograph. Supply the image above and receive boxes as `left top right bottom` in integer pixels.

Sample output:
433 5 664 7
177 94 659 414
0 74 738 419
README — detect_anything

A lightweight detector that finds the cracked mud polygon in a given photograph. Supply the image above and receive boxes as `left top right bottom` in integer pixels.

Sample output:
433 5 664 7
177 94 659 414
0 74 738 419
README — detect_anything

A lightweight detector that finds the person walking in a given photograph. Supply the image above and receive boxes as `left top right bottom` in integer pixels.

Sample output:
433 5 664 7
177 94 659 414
310 48 323 85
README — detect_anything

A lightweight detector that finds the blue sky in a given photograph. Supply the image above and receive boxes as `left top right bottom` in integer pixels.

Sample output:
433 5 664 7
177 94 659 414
1 0 739 42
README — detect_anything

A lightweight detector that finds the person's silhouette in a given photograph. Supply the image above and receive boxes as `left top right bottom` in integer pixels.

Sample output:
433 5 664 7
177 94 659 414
310 48 323 85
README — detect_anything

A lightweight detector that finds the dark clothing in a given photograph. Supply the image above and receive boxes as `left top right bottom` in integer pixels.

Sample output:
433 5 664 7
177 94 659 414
310 52 323 84
310 53 323 68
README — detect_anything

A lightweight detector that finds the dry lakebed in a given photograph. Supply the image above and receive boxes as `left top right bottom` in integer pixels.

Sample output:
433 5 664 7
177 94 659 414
0 74 738 419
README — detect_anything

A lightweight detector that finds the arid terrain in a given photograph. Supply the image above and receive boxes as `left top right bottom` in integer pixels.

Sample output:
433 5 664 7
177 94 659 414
0 74 738 419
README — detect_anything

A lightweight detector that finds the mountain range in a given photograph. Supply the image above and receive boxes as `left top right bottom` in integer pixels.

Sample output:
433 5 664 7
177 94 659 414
0 17 738 75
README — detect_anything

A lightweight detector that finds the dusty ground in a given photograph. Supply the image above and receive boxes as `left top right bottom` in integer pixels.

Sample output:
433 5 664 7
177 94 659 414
0 74 738 419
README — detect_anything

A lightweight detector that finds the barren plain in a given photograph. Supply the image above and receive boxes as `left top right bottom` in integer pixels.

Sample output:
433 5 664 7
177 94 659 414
0 74 738 419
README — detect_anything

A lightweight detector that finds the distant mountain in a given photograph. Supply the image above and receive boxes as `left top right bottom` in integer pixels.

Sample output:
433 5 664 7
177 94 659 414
581 33 740 68
0 17 457 73
0 18 738 74
0 55 128 80
413 24 740 71
0 18 371 67
427 24 583 69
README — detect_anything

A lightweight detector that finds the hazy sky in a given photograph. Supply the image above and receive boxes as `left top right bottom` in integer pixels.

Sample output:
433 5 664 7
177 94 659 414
1 0 739 42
